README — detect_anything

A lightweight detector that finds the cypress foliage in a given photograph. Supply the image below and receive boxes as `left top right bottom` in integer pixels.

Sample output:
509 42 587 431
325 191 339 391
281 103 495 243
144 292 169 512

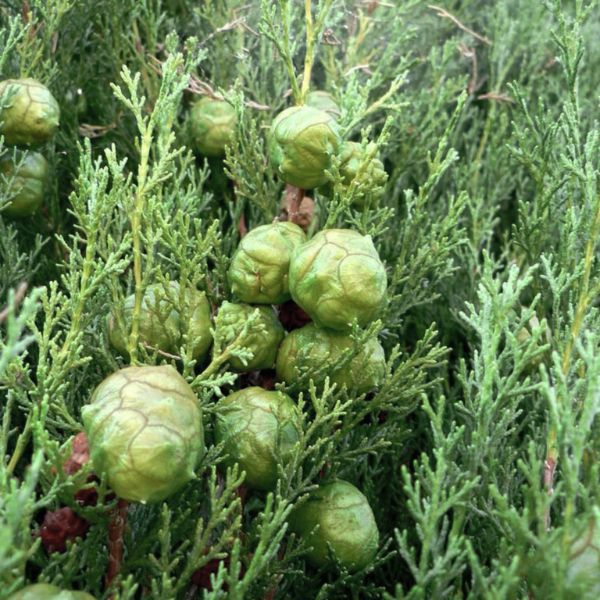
1 1 599 598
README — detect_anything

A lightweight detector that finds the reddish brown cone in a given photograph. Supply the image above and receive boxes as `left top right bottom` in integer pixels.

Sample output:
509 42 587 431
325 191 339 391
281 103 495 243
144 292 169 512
39 507 90 553
61 432 99 506
277 300 311 331
191 555 237 591
63 432 90 475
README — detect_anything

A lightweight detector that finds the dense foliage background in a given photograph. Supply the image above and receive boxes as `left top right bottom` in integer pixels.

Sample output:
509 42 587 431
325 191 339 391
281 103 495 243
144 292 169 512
1 0 600 598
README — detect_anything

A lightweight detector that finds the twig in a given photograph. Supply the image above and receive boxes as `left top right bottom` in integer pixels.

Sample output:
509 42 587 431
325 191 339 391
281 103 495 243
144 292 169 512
106 499 129 590
244 100 271 111
283 184 305 226
0 281 28 324
543 456 556 530
458 43 478 95
198 17 259 47
264 586 278 600
238 215 248 238
277 188 313 231
428 5 492 46
146 56 271 109
141 342 182 361
78 121 118 139
366 1 379 15
344 63 372 76
477 91 514 103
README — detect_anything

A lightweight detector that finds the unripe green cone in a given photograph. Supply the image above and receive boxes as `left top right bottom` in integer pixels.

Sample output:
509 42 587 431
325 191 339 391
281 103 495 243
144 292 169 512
337 141 388 208
305 91 341 119
228 222 307 304
214 302 284 371
108 282 212 361
269 105 340 189
276 323 385 393
566 519 600 596
289 229 387 331
0 150 48 217
289 479 379 571
0 79 60 146
214 387 300 490
188 97 236 157
82 365 204 503
8 584 95 600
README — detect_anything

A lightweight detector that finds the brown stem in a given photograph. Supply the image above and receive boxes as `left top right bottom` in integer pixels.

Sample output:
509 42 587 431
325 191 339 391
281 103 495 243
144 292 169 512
543 456 556 530
367 0 379 15
279 186 314 231
264 587 277 600
283 184 306 226
235 483 248 506
0 281 28 324
106 499 129 590
458 43 479 95
63 431 90 475
238 214 248 238
21 0 30 23
428 4 492 46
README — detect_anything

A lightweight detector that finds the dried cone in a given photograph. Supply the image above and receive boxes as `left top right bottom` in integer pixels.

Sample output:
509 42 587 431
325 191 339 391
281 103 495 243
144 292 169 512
63 432 90 475
39 507 90 553
62 432 99 506
191 556 231 591
277 300 312 332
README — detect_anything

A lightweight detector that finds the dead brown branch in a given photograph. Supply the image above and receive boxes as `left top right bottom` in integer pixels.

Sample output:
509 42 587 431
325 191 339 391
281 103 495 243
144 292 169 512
543 456 556 531
322 28 341 45
0 282 28 324
428 4 492 46
238 214 248 238
458 43 478 95
477 91 515 103
78 122 118 139
146 55 271 109
344 63 373 76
